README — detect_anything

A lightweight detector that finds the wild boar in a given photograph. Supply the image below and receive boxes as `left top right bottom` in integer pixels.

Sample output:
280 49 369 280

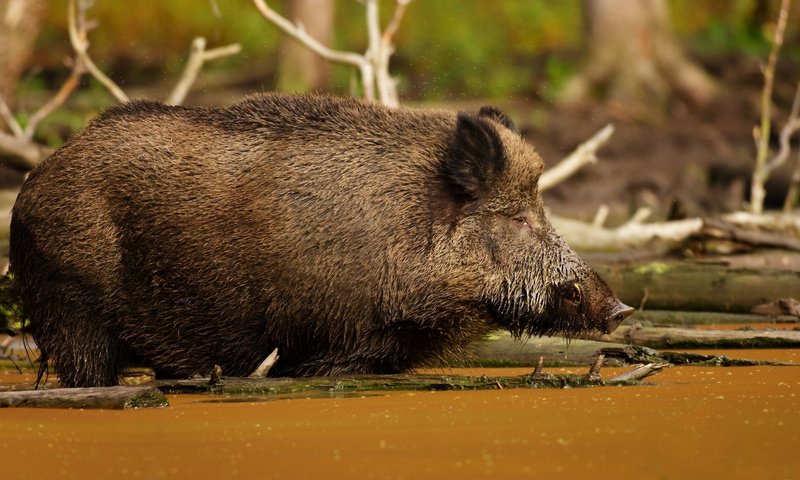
10 93 633 387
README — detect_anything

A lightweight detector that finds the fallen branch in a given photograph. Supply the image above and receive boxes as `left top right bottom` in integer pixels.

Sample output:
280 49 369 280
0 386 168 409
704 217 800 250
550 213 703 251
539 124 615 191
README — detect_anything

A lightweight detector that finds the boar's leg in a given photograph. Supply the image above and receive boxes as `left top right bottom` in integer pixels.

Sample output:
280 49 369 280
12 219 126 388
26 275 126 388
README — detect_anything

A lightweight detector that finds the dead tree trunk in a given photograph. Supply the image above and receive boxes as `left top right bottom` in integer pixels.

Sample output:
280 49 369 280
277 0 335 93
562 0 717 119
0 0 46 104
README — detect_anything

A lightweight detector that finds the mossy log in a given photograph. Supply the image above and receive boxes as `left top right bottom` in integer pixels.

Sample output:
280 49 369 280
154 364 666 396
468 332 630 367
470 332 798 367
0 386 168 409
590 259 800 312
626 309 798 327
597 345 796 366
590 325 800 349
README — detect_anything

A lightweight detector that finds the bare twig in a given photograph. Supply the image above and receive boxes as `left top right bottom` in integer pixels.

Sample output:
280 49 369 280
253 0 410 106
0 0 238 170
252 0 374 100
750 0 791 214
166 38 242 105
68 0 129 102
539 124 615 191
23 59 86 139
375 1 410 107
382 0 412 44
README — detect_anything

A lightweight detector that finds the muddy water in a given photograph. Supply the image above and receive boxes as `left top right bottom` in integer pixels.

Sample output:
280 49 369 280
2 357 799 480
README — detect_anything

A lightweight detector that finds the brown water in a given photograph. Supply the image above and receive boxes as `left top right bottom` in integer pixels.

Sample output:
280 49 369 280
2 356 799 480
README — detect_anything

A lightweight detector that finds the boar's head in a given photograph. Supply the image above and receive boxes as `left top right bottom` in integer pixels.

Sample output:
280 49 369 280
438 107 633 338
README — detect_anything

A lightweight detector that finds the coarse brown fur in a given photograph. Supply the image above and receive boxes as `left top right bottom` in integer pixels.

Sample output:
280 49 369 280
10 93 632 387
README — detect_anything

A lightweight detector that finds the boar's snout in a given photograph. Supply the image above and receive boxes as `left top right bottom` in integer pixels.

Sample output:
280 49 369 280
604 301 635 334
558 274 634 335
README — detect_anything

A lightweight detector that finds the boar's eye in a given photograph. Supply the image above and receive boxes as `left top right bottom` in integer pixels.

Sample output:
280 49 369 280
512 216 530 229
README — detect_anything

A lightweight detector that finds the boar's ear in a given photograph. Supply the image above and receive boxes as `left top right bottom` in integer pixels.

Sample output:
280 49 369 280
442 112 507 200
478 106 518 133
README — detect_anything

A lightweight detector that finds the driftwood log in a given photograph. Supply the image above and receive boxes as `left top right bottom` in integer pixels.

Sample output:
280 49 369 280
0 386 168 409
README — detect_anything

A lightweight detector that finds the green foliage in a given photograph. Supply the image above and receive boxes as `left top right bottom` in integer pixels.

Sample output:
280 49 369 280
693 17 772 58
0 273 23 333
27 1 800 103
541 56 575 102
393 0 581 99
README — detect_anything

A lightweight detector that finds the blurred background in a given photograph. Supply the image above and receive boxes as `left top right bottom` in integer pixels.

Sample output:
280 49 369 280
2 0 800 226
